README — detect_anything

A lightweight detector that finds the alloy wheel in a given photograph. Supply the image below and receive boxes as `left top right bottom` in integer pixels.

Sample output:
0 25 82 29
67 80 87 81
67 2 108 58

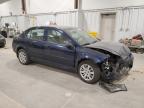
80 64 95 81
18 51 27 64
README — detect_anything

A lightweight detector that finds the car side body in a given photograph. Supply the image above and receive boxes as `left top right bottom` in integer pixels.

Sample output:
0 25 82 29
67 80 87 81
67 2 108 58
12 26 133 83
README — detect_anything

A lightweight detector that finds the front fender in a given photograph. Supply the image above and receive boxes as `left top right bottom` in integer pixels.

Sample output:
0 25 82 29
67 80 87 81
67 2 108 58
75 47 109 69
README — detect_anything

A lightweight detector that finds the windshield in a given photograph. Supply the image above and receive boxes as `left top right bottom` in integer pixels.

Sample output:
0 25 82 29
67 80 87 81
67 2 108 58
65 28 97 45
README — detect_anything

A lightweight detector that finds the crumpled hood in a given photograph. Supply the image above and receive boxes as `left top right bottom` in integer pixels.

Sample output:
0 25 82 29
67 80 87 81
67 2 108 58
85 41 131 60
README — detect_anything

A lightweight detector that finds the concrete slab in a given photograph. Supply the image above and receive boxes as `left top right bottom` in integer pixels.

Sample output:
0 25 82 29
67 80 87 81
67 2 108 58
0 91 25 108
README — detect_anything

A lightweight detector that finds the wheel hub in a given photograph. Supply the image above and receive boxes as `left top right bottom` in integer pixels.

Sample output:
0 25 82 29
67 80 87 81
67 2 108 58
19 51 27 63
80 64 94 81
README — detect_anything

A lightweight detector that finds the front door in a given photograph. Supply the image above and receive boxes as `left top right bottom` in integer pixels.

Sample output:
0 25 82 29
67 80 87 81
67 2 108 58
44 28 75 67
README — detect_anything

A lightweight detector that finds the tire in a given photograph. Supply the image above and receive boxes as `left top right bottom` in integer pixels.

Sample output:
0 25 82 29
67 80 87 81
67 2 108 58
78 60 101 84
0 41 6 48
0 44 5 48
17 49 30 65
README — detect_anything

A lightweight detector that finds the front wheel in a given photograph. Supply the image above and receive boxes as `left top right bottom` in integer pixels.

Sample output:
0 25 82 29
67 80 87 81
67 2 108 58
78 61 101 84
17 49 30 65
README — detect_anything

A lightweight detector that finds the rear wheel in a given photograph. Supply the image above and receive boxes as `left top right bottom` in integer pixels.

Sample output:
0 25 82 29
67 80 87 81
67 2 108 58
78 61 100 84
17 49 30 65
0 41 6 48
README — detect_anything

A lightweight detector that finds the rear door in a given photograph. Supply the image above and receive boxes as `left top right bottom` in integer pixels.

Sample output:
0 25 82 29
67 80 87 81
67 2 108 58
25 27 47 59
43 28 75 67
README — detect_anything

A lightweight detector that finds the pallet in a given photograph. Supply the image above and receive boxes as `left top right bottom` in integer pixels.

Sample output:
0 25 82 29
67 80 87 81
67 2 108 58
129 46 144 54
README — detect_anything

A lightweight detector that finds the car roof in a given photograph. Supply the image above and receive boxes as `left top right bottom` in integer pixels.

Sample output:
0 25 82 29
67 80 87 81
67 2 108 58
31 25 77 30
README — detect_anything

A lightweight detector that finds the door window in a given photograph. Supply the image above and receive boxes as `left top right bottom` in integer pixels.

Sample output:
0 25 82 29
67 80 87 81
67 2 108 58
26 28 45 41
47 29 69 45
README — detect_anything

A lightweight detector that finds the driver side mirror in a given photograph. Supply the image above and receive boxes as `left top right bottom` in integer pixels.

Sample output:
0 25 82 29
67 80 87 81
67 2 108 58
65 42 74 50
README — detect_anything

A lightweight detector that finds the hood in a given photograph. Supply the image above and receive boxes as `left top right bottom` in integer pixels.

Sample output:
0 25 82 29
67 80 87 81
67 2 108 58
85 41 131 60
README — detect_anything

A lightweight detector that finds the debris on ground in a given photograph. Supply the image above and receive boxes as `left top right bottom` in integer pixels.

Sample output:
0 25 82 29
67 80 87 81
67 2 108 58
132 70 143 74
99 81 127 93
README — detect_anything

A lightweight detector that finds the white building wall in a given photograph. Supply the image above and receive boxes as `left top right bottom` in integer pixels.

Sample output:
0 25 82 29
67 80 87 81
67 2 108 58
0 2 9 16
0 0 75 16
82 0 144 10
0 0 21 16
27 0 74 14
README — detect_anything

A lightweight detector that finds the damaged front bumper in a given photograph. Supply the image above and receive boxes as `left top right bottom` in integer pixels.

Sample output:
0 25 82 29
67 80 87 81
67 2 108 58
101 53 134 82
99 81 127 93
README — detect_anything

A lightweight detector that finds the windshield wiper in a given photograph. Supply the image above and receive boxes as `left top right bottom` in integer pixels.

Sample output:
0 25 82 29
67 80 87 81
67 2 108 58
82 43 91 46
82 41 97 46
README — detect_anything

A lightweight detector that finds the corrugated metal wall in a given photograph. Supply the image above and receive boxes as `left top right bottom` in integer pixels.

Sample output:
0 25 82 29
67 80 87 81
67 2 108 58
1 8 144 41
115 8 144 41
82 11 100 32
28 11 78 27
0 11 78 32
82 8 144 41
56 11 78 27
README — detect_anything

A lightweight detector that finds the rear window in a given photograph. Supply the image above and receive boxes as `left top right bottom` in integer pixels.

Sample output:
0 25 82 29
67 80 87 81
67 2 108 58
26 28 45 41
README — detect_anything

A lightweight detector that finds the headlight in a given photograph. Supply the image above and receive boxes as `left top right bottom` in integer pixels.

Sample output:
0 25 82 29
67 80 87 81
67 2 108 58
101 59 114 80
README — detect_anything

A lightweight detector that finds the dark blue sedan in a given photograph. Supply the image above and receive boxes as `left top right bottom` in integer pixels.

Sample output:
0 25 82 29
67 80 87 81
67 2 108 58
12 26 133 84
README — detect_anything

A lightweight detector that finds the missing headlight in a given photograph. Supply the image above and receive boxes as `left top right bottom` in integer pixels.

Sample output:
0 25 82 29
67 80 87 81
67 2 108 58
101 59 114 81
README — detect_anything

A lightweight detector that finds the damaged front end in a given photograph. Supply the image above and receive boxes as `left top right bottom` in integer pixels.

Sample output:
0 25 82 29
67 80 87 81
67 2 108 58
100 53 133 82
99 54 133 92
85 42 134 82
